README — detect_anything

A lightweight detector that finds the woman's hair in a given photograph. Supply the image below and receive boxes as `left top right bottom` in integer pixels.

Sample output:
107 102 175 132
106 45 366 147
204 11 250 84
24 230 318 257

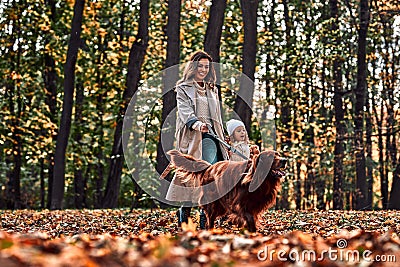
177 51 216 87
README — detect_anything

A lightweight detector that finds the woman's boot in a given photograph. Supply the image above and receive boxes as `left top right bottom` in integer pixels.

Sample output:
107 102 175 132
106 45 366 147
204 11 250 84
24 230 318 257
199 209 207 229
178 206 191 227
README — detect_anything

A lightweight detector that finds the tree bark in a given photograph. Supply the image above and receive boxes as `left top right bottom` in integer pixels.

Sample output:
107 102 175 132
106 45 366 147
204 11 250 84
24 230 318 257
276 0 292 210
366 90 373 208
204 0 226 98
103 0 149 208
155 0 180 185
330 0 344 210
204 0 227 64
50 0 85 210
388 164 400 209
6 6 22 209
93 29 108 209
354 0 370 210
40 158 45 208
382 17 397 209
316 62 329 210
372 92 387 208
74 82 85 209
44 0 58 209
233 0 258 132
295 161 302 209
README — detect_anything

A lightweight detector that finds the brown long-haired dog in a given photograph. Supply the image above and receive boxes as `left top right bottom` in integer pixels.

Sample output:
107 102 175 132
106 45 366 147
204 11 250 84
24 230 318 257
167 147 286 232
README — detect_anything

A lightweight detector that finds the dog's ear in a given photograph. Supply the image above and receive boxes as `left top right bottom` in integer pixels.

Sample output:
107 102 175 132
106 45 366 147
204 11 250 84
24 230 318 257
167 150 211 173
248 150 275 192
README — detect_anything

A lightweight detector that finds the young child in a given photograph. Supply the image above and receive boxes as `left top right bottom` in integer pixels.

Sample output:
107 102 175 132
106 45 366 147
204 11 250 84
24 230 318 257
226 119 251 161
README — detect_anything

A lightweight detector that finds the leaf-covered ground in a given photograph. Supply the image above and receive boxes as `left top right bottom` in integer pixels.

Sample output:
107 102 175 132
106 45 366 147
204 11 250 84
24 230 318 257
1 209 400 266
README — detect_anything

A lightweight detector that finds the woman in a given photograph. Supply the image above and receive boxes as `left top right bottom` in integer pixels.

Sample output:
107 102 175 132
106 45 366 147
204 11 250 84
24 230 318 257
166 51 228 228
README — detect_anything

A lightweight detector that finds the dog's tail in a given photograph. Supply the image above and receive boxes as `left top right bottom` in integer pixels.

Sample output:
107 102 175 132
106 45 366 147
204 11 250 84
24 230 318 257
167 150 211 173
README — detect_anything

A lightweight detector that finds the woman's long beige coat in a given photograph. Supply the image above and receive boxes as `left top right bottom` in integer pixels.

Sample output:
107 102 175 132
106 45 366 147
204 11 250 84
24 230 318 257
166 80 228 203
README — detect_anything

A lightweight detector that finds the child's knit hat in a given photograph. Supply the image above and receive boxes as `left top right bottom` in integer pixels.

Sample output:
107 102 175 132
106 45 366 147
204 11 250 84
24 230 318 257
226 119 245 136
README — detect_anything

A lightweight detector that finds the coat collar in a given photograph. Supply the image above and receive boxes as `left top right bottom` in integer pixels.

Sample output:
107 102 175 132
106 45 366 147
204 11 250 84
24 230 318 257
180 79 217 101
181 80 197 101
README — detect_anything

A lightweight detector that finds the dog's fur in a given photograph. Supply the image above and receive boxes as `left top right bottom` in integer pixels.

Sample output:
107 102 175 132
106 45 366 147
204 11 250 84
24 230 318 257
167 147 285 232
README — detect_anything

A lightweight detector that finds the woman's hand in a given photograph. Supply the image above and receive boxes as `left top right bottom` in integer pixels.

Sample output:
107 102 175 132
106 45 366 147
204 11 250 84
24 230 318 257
192 121 209 132
200 123 209 133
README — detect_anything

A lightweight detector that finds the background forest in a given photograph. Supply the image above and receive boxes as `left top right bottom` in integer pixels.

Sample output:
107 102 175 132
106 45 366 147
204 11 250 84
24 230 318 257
0 0 399 211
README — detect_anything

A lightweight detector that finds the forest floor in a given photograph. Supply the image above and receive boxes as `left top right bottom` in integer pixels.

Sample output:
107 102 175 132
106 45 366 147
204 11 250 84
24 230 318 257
1 209 400 266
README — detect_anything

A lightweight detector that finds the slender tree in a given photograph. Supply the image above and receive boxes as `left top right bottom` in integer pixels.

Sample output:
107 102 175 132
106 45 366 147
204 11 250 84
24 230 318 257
365 90 373 207
204 0 226 100
382 15 398 209
276 0 293 209
372 91 387 208
233 0 258 132
50 0 85 210
354 0 370 210
43 0 58 209
330 0 345 210
103 0 149 208
204 0 227 64
316 86 329 210
93 40 106 209
6 0 22 209
73 81 85 208
388 164 400 209
387 15 400 209
155 0 180 195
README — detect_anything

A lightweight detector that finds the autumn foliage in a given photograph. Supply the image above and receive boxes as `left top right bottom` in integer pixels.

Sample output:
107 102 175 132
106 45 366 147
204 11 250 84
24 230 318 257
1 209 400 266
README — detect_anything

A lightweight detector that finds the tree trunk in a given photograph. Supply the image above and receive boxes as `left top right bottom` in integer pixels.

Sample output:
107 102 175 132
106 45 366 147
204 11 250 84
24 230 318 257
44 0 58 209
330 0 344 210
365 90 373 208
6 9 22 209
295 161 302 209
383 18 397 209
155 0 180 186
316 62 328 210
233 0 258 132
103 0 149 208
354 0 369 210
388 164 400 209
379 104 388 208
204 0 226 97
384 24 398 209
372 95 387 208
50 0 85 210
276 0 292 210
74 82 85 209
93 30 107 209
94 94 105 208
304 111 315 209
204 0 226 64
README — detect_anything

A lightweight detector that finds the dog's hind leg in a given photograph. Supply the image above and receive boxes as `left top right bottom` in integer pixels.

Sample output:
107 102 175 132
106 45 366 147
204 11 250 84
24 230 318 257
203 207 218 229
207 213 217 229
244 213 257 232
